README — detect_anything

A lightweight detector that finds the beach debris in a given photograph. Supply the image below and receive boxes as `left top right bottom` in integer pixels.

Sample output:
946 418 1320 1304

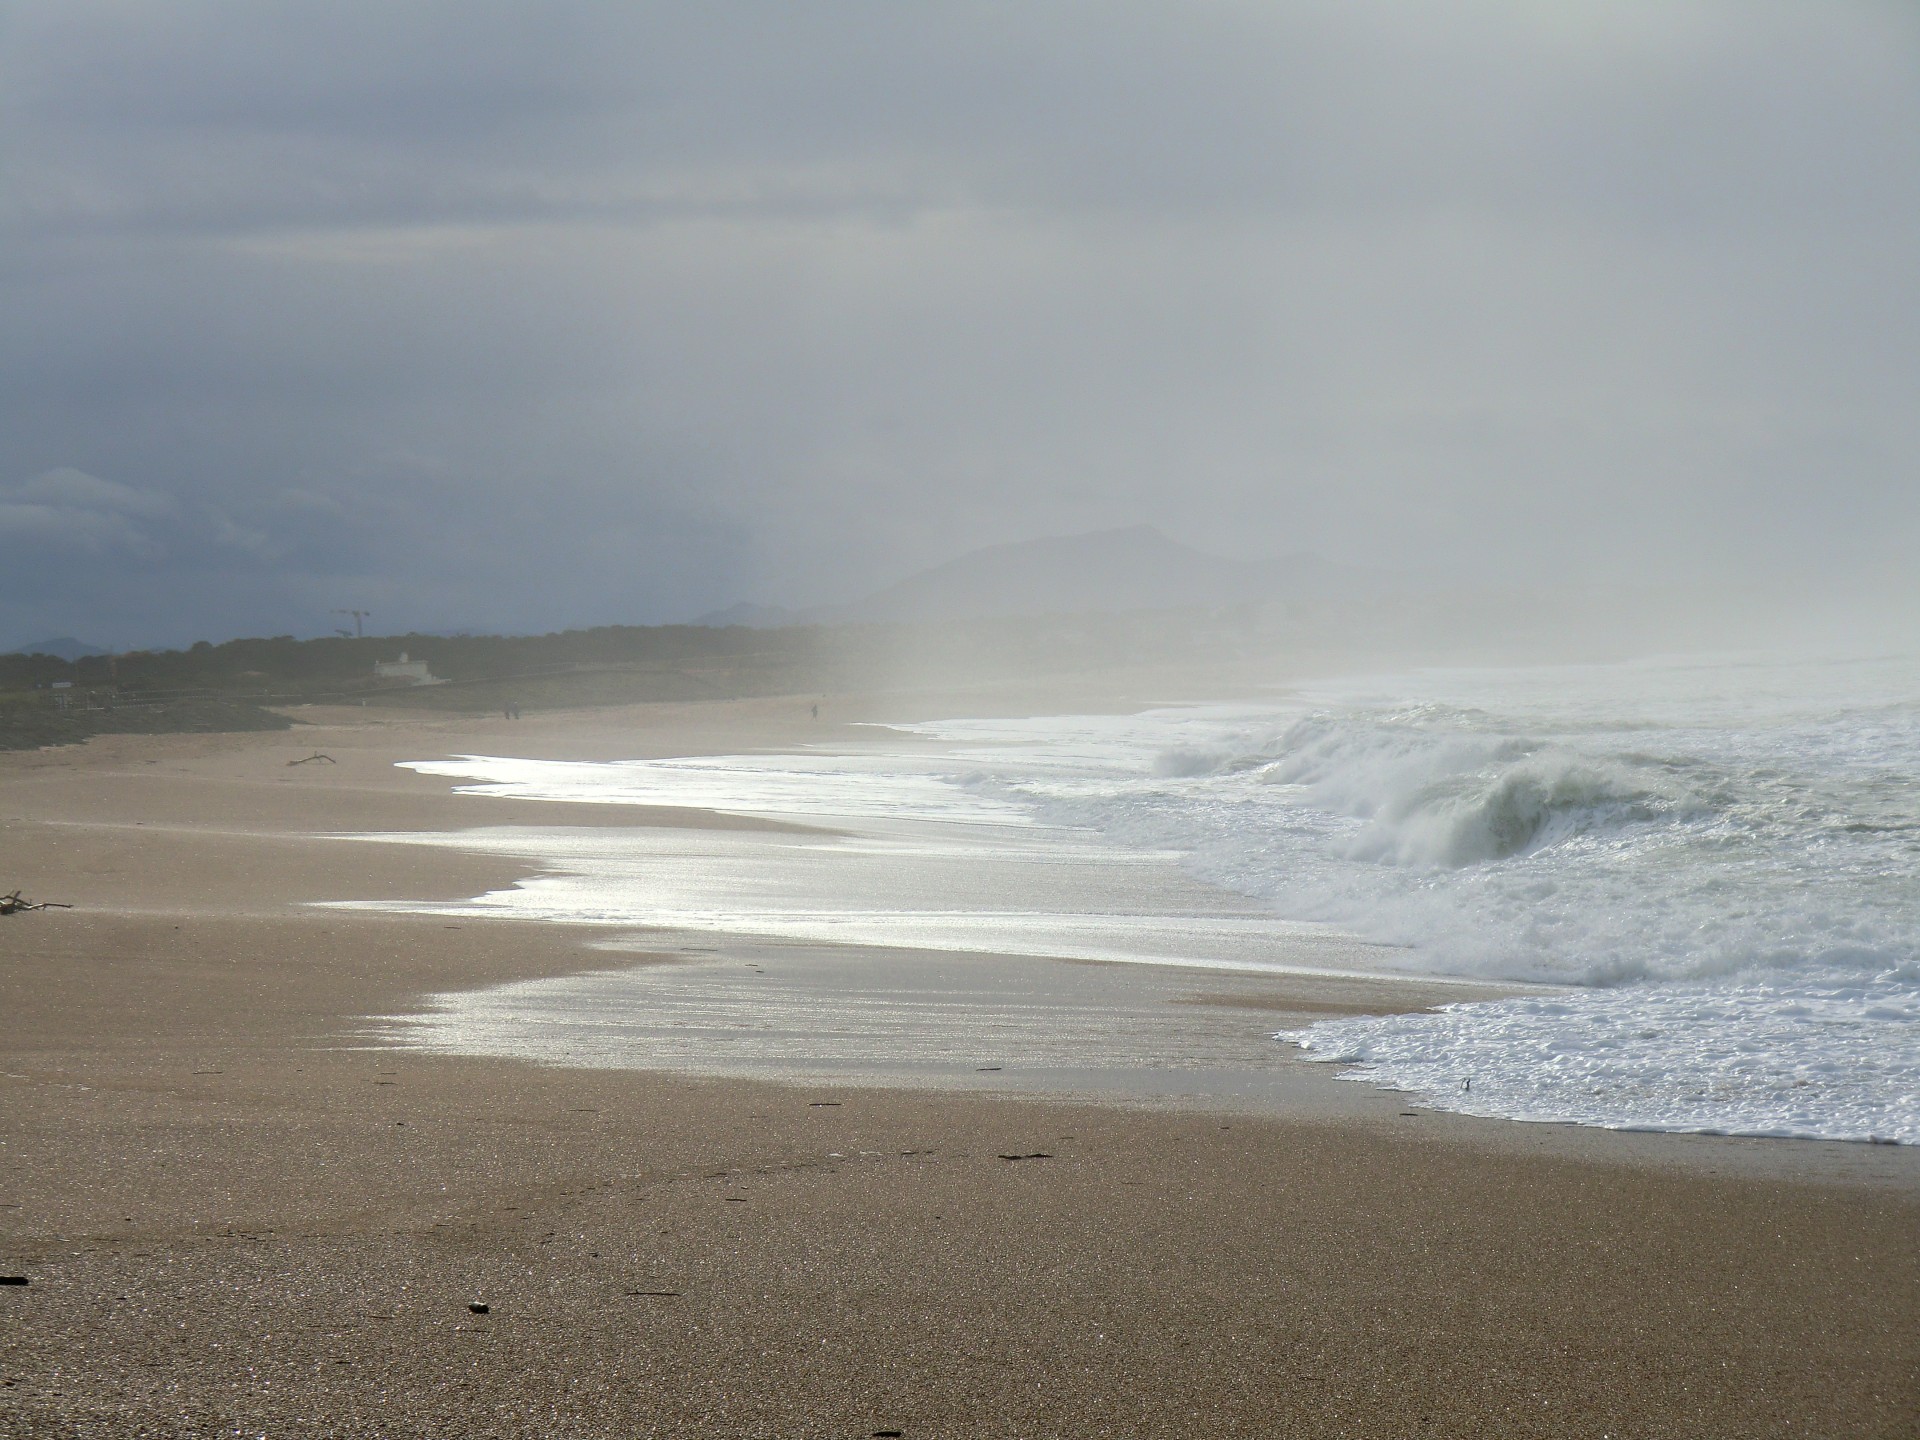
808 1101 842 1108
872 1431 904 1437
0 1276 28 1286
286 752 337 765
996 1152 1054 1162
626 1289 681 1298
0 891 70 915
467 1302 489 1314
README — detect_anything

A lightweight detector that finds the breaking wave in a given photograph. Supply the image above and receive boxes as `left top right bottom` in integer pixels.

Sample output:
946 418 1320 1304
921 656 1920 1141
1247 710 1690 867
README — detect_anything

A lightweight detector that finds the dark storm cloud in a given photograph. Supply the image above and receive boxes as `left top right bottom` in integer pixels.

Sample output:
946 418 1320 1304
2 1 1915 646
17 4 1914 234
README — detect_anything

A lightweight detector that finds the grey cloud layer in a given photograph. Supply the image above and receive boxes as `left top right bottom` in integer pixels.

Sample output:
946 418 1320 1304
3 1 1915 645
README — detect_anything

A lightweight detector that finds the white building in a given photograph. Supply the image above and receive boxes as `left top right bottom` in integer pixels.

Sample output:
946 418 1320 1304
373 651 441 686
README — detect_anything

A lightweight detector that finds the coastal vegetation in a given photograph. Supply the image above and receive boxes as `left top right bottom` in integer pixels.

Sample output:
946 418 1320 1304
0 611 1256 750
0 624 827 750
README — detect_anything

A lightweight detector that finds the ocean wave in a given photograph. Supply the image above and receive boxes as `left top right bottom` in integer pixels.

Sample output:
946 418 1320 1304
1158 711 1694 868
904 662 1920 1139
1344 754 1677 867
1030 670 1920 996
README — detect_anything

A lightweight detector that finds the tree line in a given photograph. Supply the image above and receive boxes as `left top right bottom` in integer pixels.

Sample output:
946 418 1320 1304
1 624 829 697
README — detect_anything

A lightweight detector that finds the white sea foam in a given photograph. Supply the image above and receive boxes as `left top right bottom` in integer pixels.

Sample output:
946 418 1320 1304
898 655 1920 1143
370 653 1920 1143
1290 974 1920 1144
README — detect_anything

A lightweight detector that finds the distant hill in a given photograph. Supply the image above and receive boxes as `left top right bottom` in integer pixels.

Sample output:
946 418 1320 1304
689 602 807 629
6 637 109 661
838 526 1368 622
693 526 1377 627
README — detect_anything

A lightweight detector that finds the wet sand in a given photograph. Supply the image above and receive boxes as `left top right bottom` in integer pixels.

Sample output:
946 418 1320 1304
2 696 1916 1438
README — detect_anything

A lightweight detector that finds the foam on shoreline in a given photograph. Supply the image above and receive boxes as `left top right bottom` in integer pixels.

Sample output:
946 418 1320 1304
361 652 1920 1145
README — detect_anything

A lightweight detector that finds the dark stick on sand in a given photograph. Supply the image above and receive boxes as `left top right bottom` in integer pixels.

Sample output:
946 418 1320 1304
0 890 71 915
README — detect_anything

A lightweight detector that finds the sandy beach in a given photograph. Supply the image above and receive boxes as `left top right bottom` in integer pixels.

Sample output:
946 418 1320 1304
2 695 1916 1439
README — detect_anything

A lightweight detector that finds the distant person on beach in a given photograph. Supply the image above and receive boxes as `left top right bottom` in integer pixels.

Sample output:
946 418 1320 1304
811 704 818 720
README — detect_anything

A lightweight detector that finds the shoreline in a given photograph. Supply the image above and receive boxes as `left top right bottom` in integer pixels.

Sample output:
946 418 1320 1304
3 693 1917 1435
346 691 1916 1173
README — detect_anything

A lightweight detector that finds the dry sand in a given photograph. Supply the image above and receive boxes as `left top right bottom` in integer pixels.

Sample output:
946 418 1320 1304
1 695 1916 1438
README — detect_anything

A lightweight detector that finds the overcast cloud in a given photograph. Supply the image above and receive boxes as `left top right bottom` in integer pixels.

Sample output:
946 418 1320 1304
2 1 1916 647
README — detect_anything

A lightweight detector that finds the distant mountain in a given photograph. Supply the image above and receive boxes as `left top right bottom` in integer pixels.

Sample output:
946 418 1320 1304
837 526 1368 623
6 636 109 661
692 526 1378 628
689 601 807 629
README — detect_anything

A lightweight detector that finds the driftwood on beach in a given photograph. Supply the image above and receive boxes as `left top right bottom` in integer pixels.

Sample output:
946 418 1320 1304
0 890 70 915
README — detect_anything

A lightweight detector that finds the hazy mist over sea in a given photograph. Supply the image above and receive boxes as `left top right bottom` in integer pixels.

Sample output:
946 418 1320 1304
2 2 1916 652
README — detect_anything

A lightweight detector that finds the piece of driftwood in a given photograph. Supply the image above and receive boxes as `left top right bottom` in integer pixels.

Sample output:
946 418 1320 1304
0 891 71 915
286 752 337 766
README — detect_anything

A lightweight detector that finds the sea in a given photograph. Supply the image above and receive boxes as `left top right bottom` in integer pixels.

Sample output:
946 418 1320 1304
359 652 1920 1145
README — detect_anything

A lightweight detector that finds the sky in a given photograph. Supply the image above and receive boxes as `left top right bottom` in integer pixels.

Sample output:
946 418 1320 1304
2 1 1916 649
